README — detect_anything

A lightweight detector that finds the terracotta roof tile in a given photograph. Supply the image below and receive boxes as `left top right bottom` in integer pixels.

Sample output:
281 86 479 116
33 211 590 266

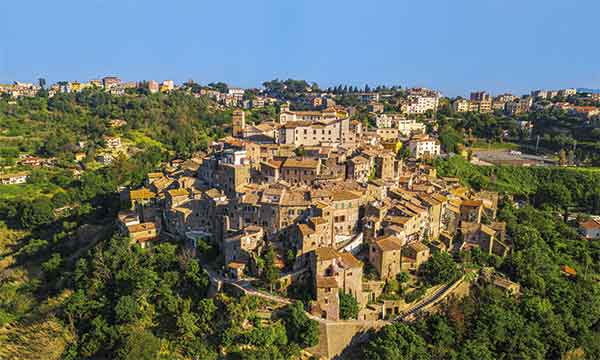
130 188 157 200
339 252 362 269
282 158 319 169
315 247 340 261
580 219 600 230
375 236 403 251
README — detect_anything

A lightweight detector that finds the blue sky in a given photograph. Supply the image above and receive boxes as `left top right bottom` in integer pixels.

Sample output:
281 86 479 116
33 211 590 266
1 0 598 96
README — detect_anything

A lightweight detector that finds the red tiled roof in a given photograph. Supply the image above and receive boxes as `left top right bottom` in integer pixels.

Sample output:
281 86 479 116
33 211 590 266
580 219 600 230
560 265 577 276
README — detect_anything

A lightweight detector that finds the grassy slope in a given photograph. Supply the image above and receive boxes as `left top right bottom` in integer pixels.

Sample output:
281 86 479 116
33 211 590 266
0 223 75 359
0 183 61 201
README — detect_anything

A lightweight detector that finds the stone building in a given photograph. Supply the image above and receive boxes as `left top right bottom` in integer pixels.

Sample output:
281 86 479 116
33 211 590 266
369 235 403 280
232 109 245 138
126 222 158 248
291 216 334 268
311 248 364 306
313 276 340 320
374 152 396 181
460 199 484 223
401 242 430 271
280 158 321 186
460 221 511 257
277 107 354 148
256 185 311 238
129 188 158 211
222 225 264 277
346 155 370 183
259 160 282 183
330 190 363 237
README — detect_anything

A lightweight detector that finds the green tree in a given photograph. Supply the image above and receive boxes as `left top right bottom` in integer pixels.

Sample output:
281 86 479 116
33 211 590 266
42 253 62 280
362 322 431 360
118 329 161 360
533 182 572 220
261 246 280 291
115 296 140 323
419 252 460 285
339 291 359 319
281 301 319 348
18 198 54 229
396 271 410 284
459 340 495 360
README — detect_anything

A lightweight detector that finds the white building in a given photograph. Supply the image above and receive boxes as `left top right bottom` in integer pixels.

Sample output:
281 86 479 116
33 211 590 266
0 172 29 185
279 105 342 124
579 219 600 239
161 80 174 92
375 114 425 136
228 87 245 99
278 117 354 147
221 149 249 166
404 95 439 114
277 107 355 147
375 113 402 128
147 80 159 93
452 99 470 113
408 135 441 159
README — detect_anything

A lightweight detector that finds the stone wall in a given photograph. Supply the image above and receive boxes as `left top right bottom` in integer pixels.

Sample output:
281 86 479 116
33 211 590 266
308 320 388 359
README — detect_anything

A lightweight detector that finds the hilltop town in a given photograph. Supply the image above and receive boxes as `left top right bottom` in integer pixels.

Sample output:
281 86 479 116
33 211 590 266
119 95 513 320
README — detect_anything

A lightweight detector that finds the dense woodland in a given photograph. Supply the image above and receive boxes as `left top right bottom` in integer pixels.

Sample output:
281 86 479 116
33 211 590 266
0 89 228 163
